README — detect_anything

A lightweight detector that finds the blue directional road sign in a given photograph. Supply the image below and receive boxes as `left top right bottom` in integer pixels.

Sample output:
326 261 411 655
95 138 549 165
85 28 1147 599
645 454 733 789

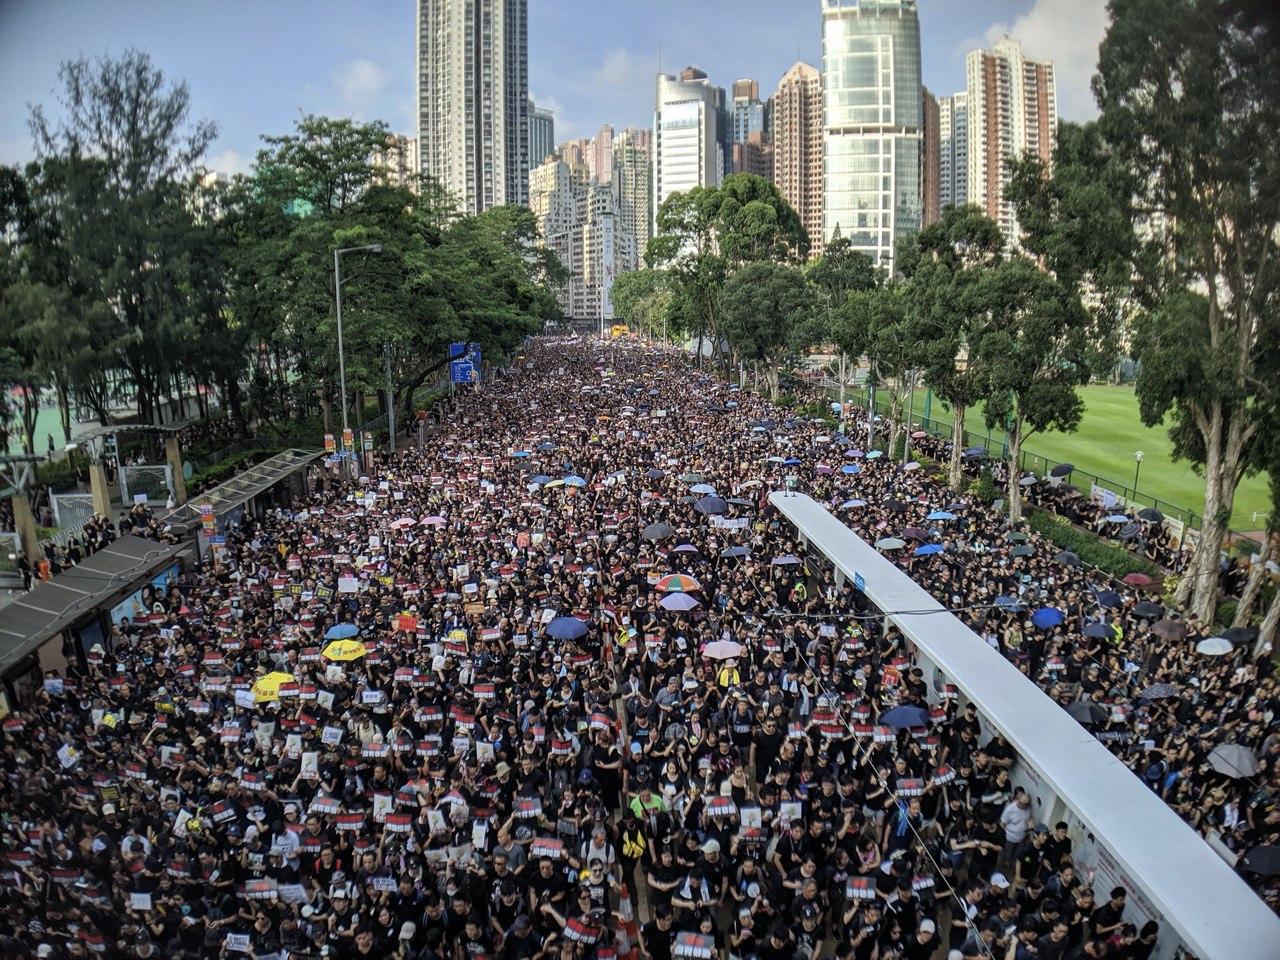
449 342 468 358
450 360 479 384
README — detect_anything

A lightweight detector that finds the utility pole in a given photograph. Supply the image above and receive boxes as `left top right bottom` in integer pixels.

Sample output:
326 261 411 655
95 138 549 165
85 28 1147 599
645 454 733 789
333 243 382 475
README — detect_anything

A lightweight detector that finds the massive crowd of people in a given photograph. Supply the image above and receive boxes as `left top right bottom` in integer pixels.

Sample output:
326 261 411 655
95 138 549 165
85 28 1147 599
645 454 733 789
1 338 1276 960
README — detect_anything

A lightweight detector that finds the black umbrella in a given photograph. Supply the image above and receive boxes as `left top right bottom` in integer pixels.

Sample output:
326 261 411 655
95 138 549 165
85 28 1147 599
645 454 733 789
1082 622 1113 639
641 522 674 541
1151 619 1188 642
1223 626 1259 645
1137 507 1164 523
1010 545 1034 558
1055 550 1083 567
693 496 728 515
1049 463 1075 477
1067 701 1108 727
1241 845 1280 877
1132 600 1164 619
1096 590 1123 609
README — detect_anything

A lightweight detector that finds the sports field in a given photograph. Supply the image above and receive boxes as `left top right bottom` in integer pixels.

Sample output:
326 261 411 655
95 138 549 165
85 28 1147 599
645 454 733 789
874 384 1270 531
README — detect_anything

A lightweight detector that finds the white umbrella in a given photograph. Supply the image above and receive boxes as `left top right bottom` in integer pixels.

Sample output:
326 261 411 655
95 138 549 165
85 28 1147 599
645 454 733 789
1195 636 1234 656
702 639 745 660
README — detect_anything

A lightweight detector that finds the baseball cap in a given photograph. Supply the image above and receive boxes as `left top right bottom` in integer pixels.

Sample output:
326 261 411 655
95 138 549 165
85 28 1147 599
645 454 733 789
920 919 936 934
399 922 417 941
991 872 1010 889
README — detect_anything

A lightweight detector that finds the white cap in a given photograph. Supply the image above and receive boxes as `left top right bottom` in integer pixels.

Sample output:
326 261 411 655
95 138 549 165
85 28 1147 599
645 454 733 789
991 872 1010 889
919 919 936 934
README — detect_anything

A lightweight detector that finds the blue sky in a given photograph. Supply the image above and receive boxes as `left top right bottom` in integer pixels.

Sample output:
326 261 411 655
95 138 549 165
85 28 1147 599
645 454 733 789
0 0 1108 174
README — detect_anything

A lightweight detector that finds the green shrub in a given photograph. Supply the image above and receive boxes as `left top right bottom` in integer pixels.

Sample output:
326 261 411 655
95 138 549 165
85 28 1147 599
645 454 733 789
969 472 999 504
35 453 86 493
1026 508 1164 579
187 449 276 493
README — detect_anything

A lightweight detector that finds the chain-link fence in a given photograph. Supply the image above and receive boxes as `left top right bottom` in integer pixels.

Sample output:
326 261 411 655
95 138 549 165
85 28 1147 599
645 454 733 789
120 464 173 506
0 531 21 575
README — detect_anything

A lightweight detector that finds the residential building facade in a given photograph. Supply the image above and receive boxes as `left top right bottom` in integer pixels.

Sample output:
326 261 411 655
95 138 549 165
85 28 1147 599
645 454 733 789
416 0 529 214
612 127 652 266
938 92 968 211
529 153 636 325
371 135 420 193
772 60 824 255
731 79 766 142
528 100 555 168
821 0 923 271
965 37 1056 244
921 88 940 226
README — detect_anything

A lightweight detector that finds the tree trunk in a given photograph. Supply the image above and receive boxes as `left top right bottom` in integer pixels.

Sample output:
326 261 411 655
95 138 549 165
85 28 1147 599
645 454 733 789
1179 403 1225 615
56 380 72 446
949 404 967 491
1233 533 1274 628
1006 419 1024 523
1256 584 1280 659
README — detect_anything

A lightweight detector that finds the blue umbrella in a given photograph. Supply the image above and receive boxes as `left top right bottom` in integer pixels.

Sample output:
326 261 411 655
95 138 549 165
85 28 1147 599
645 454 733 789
325 624 359 641
994 595 1022 610
645 468 665 479
913 543 944 556
880 705 930 730
927 510 956 521
783 457 802 466
1032 607 1065 629
865 450 884 459
848 449 865 458
963 447 987 458
563 475 588 487
1096 590 1123 609
1105 514 1130 523
538 442 556 452
840 499 867 508
530 474 552 485
546 617 588 641
1082 622 1113 639
720 546 750 558
841 464 861 475
693 496 728 515
512 450 531 458
690 483 717 495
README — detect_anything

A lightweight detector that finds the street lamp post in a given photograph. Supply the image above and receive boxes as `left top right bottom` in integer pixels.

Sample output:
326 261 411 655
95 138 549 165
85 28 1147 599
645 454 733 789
333 244 382 473
1133 450 1144 497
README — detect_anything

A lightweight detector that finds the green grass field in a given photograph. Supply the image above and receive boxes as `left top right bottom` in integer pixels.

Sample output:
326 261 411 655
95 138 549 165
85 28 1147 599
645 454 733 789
856 384 1270 531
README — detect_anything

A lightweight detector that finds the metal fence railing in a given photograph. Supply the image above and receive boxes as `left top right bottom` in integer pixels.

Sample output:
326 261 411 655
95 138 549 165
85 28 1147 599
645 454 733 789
49 491 94 530
120 464 174 507
809 379 1256 549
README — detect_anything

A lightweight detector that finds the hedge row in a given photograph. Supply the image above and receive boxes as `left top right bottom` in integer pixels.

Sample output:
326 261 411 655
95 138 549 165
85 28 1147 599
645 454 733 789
1026 508 1165 580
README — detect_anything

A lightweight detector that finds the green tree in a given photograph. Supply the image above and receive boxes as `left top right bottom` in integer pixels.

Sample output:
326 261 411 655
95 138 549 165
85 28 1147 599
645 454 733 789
972 258 1105 522
900 205 1005 489
610 269 676 341
803 235 880 404
720 262 814 399
830 285 914 456
29 49 218 425
1088 0 1280 623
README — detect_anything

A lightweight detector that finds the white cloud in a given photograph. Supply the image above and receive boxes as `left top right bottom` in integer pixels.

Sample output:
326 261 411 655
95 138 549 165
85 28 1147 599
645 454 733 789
985 0 1110 120
332 58 388 107
207 148 250 176
592 48 647 89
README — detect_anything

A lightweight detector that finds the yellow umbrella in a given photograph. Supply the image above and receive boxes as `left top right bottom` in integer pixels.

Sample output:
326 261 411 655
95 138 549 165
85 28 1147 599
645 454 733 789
252 671 296 703
544 479 566 489
322 639 368 662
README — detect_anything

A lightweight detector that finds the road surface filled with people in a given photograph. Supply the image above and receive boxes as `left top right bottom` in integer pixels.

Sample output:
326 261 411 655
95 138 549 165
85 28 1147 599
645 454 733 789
3 337 1276 960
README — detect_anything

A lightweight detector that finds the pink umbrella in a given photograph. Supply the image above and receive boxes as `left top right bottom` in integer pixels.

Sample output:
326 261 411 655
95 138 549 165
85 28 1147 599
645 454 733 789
421 516 446 527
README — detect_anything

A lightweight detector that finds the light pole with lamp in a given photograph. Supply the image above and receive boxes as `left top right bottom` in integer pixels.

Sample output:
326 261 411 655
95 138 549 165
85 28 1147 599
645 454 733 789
334 243 382 473
1133 450 1144 498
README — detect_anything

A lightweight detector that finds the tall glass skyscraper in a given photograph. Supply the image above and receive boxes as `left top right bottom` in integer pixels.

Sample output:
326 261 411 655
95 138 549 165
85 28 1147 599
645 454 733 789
821 0 922 272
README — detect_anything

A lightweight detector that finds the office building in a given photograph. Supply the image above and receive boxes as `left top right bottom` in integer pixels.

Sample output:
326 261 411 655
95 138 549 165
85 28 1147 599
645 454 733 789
938 92 968 211
416 0 529 214
372 135 420 193
731 79 766 142
966 37 1057 244
528 100 555 167
821 0 923 271
653 67 729 221
612 127 652 266
921 89 940 226
772 60 824 255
